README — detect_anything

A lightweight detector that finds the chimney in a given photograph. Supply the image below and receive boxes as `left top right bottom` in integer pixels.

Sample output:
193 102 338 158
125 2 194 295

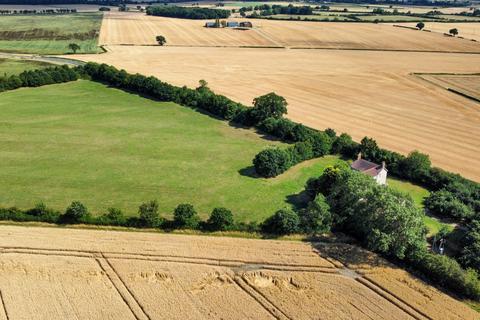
382 161 386 169
357 152 362 160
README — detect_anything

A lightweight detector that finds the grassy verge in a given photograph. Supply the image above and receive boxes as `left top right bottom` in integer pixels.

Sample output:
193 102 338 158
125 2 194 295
0 58 52 76
0 13 102 54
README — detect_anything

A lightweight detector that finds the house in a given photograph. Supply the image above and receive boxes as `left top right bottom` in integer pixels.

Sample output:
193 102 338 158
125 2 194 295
239 21 253 28
226 21 239 28
350 153 387 185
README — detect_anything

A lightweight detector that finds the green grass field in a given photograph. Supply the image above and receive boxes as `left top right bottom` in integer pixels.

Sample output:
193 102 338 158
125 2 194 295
0 58 52 76
0 80 345 222
0 13 102 54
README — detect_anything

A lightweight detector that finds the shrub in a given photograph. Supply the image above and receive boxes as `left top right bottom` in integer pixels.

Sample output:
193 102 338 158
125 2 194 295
139 200 161 227
298 194 332 235
399 150 431 180
262 208 299 235
63 201 89 223
207 207 234 231
98 207 126 226
173 203 199 229
424 190 474 220
290 141 314 163
253 148 292 178
332 133 357 157
460 219 480 272
409 250 480 300
308 132 332 157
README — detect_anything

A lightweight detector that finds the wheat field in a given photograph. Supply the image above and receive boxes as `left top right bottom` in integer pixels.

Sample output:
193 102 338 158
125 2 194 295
0 225 476 319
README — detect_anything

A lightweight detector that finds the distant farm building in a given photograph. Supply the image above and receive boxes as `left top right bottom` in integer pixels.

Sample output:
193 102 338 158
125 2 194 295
204 20 253 29
239 21 253 28
351 153 387 185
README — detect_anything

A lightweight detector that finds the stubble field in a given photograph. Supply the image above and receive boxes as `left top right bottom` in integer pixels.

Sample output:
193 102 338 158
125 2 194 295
0 224 477 319
98 11 480 51
74 45 480 181
392 22 480 41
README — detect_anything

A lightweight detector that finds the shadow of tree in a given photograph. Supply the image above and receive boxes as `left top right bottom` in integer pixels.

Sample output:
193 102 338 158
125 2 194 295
238 166 259 178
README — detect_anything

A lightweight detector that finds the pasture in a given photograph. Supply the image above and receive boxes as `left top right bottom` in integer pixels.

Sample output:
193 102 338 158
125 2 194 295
0 224 476 320
0 13 102 54
75 45 480 181
0 80 347 221
0 58 51 76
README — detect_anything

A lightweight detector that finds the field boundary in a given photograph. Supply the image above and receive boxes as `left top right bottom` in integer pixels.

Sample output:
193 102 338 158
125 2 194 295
0 289 9 320
413 72 480 103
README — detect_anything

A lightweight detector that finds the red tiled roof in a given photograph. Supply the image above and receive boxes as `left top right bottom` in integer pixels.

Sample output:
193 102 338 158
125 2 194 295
351 159 384 177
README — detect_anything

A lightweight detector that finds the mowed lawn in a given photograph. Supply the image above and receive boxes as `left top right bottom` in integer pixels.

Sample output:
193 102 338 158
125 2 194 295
0 80 343 222
0 13 103 54
0 58 52 76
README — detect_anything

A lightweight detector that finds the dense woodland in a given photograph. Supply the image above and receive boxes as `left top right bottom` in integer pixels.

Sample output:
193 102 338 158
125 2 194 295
146 5 230 19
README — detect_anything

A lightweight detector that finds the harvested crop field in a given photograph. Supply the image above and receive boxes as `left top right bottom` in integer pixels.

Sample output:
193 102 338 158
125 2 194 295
98 11 480 51
0 224 477 319
418 73 480 101
392 22 480 42
74 46 480 181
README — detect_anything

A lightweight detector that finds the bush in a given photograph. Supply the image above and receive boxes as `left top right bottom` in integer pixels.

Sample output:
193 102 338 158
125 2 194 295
139 200 161 227
253 148 292 178
25 202 60 223
308 132 332 157
298 194 332 235
262 208 299 235
409 250 480 300
63 201 89 223
290 141 314 163
424 190 474 220
399 150 431 180
207 207 234 231
332 133 358 157
173 203 199 229
459 219 480 272
97 207 126 226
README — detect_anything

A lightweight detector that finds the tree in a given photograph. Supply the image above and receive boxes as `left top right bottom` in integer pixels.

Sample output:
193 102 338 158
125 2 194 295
424 190 474 220
262 208 299 235
449 28 458 36
400 150 431 180
173 203 199 228
156 35 167 46
64 201 89 223
103 207 126 225
68 43 80 54
208 207 234 231
251 92 288 123
299 194 332 235
460 219 480 272
416 22 425 30
139 200 160 227
253 147 291 178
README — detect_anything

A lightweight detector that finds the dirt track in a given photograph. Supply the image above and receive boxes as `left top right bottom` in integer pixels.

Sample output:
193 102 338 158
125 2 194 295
0 225 477 319
73 46 480 181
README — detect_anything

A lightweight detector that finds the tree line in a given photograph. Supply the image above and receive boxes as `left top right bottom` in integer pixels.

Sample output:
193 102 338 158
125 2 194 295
304 165 480 300
146 5 230 19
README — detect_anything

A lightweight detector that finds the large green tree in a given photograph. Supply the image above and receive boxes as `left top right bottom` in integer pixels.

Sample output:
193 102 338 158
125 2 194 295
251 92 288 123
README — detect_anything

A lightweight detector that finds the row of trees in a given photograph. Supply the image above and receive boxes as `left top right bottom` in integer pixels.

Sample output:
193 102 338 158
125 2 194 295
0 65 78 93
146 5 230 19
305 166 480 300
0 8 77 15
